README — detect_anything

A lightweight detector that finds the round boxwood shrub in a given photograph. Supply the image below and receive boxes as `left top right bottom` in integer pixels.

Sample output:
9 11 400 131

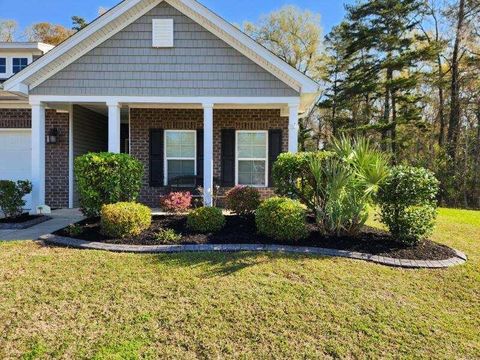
187 207 225 233
377 165 440 245
225 186 261 216
100 202 152 238
75 152 144 217
255 197 307 242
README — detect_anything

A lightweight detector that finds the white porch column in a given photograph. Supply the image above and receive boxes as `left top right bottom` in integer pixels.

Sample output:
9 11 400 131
288 103 299 153
31 101 46 210
107 101 121 153
203 103 214 206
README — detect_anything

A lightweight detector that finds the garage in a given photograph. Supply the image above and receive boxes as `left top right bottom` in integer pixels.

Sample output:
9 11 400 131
0 129 32 211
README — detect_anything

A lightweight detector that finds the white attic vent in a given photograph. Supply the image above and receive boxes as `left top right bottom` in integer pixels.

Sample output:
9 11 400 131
152 19 174 47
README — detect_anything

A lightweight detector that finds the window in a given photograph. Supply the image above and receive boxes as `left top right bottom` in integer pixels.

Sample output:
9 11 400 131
12 58 28 73
236 131 268 187
165 130 196 186
152 19 174 47
0 58 5 73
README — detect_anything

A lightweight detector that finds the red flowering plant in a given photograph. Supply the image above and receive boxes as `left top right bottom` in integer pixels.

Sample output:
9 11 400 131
160 192 192 213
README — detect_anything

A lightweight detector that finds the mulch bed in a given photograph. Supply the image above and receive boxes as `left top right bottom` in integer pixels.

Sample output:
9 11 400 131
0 213 41 224
0 213 51 229
54 215 457 261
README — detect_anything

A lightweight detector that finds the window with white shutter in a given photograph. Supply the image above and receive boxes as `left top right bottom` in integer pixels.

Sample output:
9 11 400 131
152 19 174 47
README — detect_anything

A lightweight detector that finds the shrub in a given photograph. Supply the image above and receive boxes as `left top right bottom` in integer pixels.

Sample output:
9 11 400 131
377 166 440 245
187 207 225 233
160 192 192 213
155 228 182 243
75 152 144 217
272 137 390 236
255 197 307 241
66 224 83 237
272 151 334 208
225 186 261 216
100 202 151 238
0 180 32 219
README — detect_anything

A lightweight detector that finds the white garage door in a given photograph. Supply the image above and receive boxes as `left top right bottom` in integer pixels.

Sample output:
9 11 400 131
0 129 32 211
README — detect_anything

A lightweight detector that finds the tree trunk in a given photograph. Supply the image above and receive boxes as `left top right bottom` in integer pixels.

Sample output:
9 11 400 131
382 67 393 152
437 56 446 146
447 0 465 162
391 90 398 163
474 105 480 208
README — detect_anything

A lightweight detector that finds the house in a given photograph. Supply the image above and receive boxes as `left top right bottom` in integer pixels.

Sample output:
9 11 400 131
0 42 55 210
1 0 319 211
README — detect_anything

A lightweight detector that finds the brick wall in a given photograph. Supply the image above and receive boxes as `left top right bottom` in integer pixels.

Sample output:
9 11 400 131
45 110 69 209
0 108 70 208
130 108 288 206
0 108 31 128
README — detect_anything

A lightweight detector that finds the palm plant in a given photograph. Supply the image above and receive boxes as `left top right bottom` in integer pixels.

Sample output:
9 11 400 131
308 136 390 236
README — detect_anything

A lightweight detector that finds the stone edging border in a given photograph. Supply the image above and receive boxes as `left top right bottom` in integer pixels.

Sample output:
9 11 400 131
0 216 52 230
40 234 468 269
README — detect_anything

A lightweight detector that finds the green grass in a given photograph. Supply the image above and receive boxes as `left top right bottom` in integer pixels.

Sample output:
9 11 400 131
0 208 479 359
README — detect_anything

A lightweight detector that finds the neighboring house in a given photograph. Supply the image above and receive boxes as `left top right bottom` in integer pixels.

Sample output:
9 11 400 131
0 42 54 210
1 0 319 211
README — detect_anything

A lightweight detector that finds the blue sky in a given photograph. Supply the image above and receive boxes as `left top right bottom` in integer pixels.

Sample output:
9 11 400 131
0 0 354 40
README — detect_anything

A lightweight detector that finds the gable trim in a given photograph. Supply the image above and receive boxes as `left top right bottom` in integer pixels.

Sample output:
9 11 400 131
3 0 319 96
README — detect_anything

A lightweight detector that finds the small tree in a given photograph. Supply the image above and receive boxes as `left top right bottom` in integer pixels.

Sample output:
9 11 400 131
0 180 32 219
74 153 144 217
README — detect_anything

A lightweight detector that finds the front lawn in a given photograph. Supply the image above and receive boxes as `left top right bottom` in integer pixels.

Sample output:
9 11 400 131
0 208 479 358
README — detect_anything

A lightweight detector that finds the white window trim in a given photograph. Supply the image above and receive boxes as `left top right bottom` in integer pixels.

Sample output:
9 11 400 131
235 130 269 188
163 129 197 186
12 57 28 74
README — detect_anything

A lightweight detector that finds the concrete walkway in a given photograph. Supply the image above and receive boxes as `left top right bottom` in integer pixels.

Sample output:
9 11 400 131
0 209 84 241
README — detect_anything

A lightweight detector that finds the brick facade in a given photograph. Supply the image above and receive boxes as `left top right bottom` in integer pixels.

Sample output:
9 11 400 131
0 108 31 128
130 108 288 206
45 110 69 209
0 108 70 209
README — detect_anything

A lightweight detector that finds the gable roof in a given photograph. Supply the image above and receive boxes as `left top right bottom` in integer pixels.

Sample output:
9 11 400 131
3 0 319 97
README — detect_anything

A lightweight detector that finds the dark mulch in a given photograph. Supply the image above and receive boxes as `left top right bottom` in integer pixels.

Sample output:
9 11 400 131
0 213 43 224
54 215 456 261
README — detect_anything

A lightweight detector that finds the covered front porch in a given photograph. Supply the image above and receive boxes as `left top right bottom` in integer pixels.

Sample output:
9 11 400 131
29 96 302 210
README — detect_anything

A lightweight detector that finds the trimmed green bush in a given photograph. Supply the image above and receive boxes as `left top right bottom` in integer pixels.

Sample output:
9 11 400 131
100 202 152 238
75 152 144 217
225 186 261 216
255 197 307 241
377 166 440 245
0 180 32 219
187 207 225 233
155 228 182 243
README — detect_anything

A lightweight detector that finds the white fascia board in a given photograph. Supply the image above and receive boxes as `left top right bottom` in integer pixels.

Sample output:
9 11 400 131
2 0 161 93
172 0 319 93
29 95 301 105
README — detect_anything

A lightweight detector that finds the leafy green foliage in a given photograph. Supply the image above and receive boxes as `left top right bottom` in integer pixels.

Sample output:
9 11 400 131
225 186 261 216
0 180 32 219
100 202 152 239
154 228 182 243
272 151 335 210
66 224 83 237
273 137 389 236
74 153 144 217
377 166 440 245
255 197 307 241
187 207 225 234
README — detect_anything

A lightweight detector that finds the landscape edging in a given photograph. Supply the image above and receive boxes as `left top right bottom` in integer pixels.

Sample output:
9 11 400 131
39 234 468 269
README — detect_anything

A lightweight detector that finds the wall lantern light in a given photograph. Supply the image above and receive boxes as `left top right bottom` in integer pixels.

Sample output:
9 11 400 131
46 128 59 144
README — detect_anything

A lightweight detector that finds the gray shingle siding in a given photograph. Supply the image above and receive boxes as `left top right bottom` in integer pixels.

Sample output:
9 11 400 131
72 105 108 206
31 2 298 97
